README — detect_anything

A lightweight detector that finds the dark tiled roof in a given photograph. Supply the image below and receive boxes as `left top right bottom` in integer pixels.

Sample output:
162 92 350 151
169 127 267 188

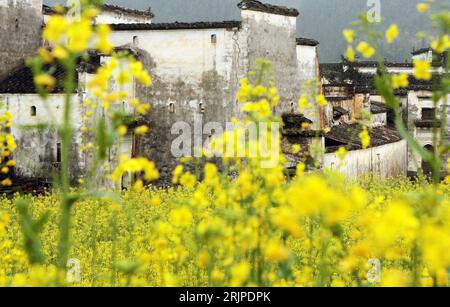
412 47 432 56
296 37 319 46
353 61 413 68
103 4 154 18
42 4 54 15
414 120 442 128
333 106 349 119
371 102 390 114
238 0 299 17
281 114 322 137
282 129 324 137
43 4 154 18
320 63 348 83
0 63 70 94
353 74 440 94
325 124 403 153
320 63 342 71
0 53 102 94
327 96 352 101
111 21 242 31
282 113 312 129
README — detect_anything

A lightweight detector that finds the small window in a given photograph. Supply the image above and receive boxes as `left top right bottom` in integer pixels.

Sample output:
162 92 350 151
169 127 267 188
198 103 205 114
56 143 62 163
30 106 37 116
422 108 435 120
169 103 175 113
133 36 139 46
290 102 295 113
211 34 217 44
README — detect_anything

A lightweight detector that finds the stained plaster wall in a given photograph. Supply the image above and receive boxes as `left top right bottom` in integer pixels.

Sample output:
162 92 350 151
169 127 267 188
406 90 450 173
0 0 43 76
323 139 407 179
242 10 300 115
109 26 245 182
0 92 85 179
296 44 321 129
108 9 302 182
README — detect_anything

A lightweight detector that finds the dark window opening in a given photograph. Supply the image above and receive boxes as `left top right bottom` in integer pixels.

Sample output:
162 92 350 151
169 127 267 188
290 102 295 113
30 106 37 116
56 143 62 163
169 103 175 113
422 145 434 176
325 137 348 153
198 103 205 113
133 36 139 46
422 108 435 121
209 128 216 138
211 34 217 44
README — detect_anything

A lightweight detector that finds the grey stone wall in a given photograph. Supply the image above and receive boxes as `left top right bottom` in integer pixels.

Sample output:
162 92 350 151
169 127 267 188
135 45 242 184
0 0 43 77
243 13 301 114
132 14 303 183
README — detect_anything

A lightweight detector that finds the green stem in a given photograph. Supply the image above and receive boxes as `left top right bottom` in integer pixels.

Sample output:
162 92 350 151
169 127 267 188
57 56 77 270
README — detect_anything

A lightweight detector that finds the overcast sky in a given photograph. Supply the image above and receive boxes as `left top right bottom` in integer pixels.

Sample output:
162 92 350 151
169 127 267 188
44 0 450 62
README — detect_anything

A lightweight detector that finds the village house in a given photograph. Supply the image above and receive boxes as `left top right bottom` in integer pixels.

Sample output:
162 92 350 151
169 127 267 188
0 48 139 182
3 0 437 185
105 0 326 181
0 0 43 77
43 3 154 24
320 47 449 177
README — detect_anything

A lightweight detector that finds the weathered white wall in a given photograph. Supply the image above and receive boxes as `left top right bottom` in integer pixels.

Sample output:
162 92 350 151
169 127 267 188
44 9 152 25
412 50 433 62
110 28 239 87
242 9 299 114
297 45 318 82
96 11 152 24
0 0 43 76
0 93 84 178
109 26 246 181
356 66 413 74
0 0 41 9
296 44 321 128
372 112 387 127
406 90 450 173
324 140 408 179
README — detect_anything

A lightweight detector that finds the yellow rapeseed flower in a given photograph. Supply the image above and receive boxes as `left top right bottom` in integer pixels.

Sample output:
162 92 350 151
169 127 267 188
67 19 93 53
43 15 67 43
169 207 193 227
135 125 149 135
392 74 409 89
359 128 370 149
413 59 432 80
356 41 375 59
1 178 12 186
117 125 128 136
386 24 399 44
316 94 328 107
343 29 356 43
417 3 430 13
337 147 347 161
34 74 56 88
345 46 356 62
431 35 450 54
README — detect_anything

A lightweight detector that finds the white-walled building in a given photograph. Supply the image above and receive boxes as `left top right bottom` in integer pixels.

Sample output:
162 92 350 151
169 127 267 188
5 1 399 184
43 3 153 25
0 50 138 183
106 0 314 181
321 47 449 177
